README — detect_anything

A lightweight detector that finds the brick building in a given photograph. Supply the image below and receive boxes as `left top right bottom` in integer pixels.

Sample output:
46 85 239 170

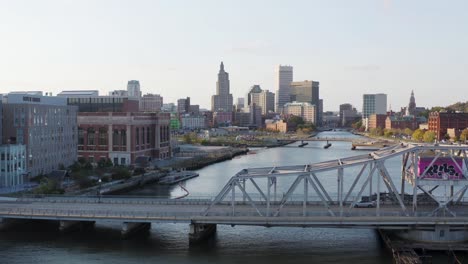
77 112 171 165
385 116 426 130
368 114 387 130
428 112 468 141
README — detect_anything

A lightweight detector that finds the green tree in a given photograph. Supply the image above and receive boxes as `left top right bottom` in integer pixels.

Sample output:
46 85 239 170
460 129 468 142
34 178 64 195
423 131 436 143
111 167 131 180
288 116 305 126
412 129 425 141
404 128 413 137
384 129 394 138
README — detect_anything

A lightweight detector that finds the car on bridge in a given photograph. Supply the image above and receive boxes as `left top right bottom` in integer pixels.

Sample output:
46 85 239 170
354 200 376 208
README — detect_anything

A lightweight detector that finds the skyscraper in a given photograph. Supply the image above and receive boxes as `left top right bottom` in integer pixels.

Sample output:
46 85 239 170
275 65 293 113
127 80 141 98
406 90 416 116
362 94 387 119
211 62 233 112
246 85 262 107
258 90 275 115
290 80 320 123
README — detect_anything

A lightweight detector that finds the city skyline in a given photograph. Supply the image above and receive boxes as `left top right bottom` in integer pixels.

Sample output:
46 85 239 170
1 0 467 111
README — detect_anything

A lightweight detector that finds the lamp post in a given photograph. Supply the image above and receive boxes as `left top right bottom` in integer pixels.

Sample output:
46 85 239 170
98 178 102 203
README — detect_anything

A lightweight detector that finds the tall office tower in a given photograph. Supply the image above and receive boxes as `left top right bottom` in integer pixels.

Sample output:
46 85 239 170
236 98 245 110
211 62 233 112
339 104 353 119
275 65 293 113
290 80 320 123
246 85 263 107
127 80 141 98
362 94 387 119
406 90 416 116
258 90 275 115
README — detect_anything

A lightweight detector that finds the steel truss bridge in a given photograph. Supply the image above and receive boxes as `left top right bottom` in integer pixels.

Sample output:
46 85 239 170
0 143 468 231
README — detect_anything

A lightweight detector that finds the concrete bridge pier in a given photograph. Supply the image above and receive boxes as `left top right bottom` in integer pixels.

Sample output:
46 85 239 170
121 222 151 239
59 220 95 233
391 225 468 243
189 223 216 243
0 218 28 231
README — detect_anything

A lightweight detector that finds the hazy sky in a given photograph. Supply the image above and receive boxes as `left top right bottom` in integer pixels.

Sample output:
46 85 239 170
1 0 467 111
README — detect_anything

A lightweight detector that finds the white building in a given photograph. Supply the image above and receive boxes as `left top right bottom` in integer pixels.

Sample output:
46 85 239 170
284 102 317 123
275 65 293 113
181 115 206 129
127 80 141 98
362 94 387 119
140 94 163 112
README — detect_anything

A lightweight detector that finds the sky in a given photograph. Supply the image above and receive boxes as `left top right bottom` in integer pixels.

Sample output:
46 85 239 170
0 0 467 111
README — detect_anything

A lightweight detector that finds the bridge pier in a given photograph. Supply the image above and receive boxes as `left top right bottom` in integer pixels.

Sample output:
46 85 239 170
59 220 95 233
121 222 151 239
0 218 28 231
189 223 216 243
390 225 468 243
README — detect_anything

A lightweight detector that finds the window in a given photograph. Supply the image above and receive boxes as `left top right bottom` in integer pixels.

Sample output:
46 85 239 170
147 126 150 144
121 129 126 146
99 128 107 145
78 128 84 145
113 130 119 146
113 157 118 165
142 127 145 145
136 128 139 145
120 158 126 165
87 128 95 145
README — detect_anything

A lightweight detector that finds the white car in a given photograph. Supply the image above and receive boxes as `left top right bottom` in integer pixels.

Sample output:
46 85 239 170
354 201 376 208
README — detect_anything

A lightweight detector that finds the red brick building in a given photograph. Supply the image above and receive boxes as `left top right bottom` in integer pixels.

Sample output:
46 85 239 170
428 112 468 141
385 116 425 130
77 112 171 165
368 114 387 129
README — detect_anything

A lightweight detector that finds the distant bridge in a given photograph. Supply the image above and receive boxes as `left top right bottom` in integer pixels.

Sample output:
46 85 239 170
1 143 467 243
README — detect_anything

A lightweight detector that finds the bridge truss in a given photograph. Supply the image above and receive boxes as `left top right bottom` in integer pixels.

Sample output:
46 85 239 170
203 144 468 219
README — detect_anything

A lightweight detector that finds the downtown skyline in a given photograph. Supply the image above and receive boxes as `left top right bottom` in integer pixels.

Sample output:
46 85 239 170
1 0 468 111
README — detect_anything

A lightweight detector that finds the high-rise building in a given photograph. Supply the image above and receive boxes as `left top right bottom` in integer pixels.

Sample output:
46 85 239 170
290 80 321 123
236 98 245 110
406 90 416 116
2 92 78 177
340 104 360 127
140 94 163 112
362 94 387 119
258 90 275 115
275 65 293 113
211 62 233 112
177 97 190 113
127 80 141 98
246 85 262 107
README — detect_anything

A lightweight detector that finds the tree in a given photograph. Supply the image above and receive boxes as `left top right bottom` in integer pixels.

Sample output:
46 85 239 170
97 158 113 168
352 120 363 130
404 128 413 137
111 167 131 180
34 178 64 195
384 129 394 138
288 116 305 126
412 129 425 141
460 129 468 143
423 131 436 143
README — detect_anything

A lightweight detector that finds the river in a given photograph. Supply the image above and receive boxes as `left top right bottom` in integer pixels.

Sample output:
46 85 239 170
1 131 406 263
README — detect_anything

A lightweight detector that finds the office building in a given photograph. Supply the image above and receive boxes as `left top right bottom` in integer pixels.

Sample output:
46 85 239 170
290 80 321 124
428 112 468 141
140 94 163 112
362 94 387 119
211 62 233 112
283 102 317 123
275 65 293 113
2 92 78 177
127 80 141 98
58 90 139 112
109 90 128 97
177 97 190 113
258 90 275 115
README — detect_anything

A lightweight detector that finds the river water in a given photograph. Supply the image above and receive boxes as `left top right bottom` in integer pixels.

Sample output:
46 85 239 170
1 132 404 263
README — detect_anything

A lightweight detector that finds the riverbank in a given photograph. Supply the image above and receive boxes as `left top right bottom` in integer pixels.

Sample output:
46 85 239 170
167 146 249 170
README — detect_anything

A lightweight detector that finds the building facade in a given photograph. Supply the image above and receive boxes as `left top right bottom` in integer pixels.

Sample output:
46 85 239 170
0 144 26 187
213 111 232 127
275 65 293 113
2 93 78 177
177 97 190 113
259 90 275 115
109 90 128 97
140 94 163 112
211 62 233 112
127 80 141 98
368 114 387 130
181 115 206 129
77 112 171 165
428 112 468 141
283 102 317 123
290 81 321 124
362 94 387 119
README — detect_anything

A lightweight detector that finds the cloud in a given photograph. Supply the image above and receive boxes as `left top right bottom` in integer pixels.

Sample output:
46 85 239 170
344 64 381 71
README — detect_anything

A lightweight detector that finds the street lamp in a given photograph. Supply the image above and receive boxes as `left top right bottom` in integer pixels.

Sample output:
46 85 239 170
98 178 102 203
